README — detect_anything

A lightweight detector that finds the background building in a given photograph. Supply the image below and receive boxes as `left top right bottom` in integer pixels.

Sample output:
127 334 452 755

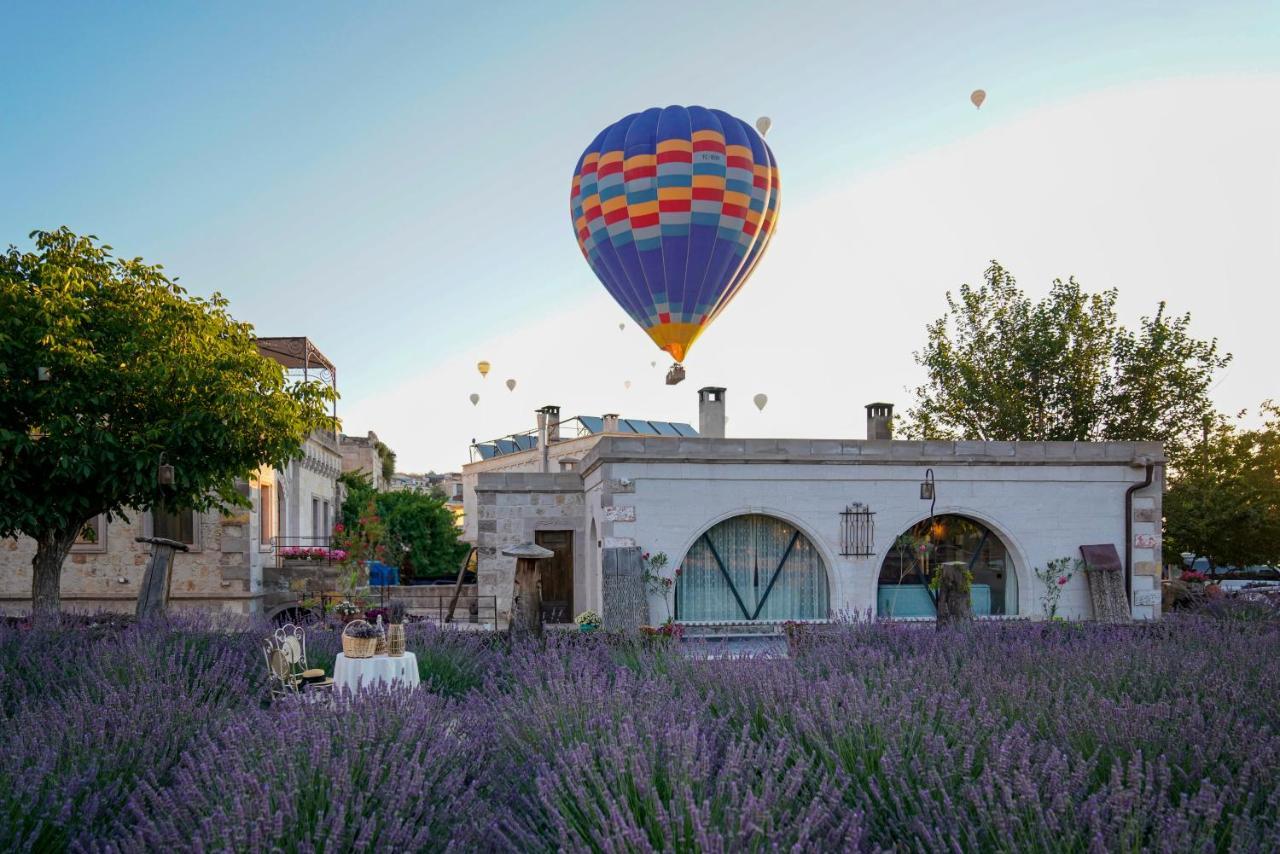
0 336 343 615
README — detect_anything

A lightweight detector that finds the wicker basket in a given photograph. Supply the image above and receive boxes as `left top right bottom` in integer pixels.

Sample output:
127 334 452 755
386 623 406 657
341 620 379 659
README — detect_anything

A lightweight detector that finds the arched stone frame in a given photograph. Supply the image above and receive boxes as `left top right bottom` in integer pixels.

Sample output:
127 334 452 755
875 504 1032 618
671 506 839 622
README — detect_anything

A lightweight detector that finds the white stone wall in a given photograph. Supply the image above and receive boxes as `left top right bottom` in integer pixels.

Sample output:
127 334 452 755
475 438 1164 627
462 435 601 542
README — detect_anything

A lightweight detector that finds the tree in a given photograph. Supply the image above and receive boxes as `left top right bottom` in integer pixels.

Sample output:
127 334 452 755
902 262 1229 457
338 476 468 580
0 228 335 614
374 439 395 484
1164 403 1280 571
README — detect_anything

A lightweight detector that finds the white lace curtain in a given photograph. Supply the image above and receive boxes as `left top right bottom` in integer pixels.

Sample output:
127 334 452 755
676 514 829 621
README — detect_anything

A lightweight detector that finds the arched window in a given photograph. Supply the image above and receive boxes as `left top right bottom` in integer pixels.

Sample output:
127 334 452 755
676 514 829 622
877 515 1018 617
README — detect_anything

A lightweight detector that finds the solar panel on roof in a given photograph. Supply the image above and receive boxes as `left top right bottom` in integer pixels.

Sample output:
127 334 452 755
578 416 605 434
652 421 681 437
513 435 537 451
625 419 660 435
495 439 518 455
671 422 699 437
618 420 639 433
475 445 497 460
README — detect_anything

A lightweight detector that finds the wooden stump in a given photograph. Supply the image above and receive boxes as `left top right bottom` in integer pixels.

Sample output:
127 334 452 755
935 561 973 628
502 543 553 640
135 537 190 619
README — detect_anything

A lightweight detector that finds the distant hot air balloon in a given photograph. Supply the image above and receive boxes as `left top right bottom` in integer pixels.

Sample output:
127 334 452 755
755 116 772 136
970 89 986 109
477 361 491 378
570 106 781 374
624 380 632 390
753 393 768 411
506 378 516 391
650 361 656 368
618 322 625 331
469 393 480 406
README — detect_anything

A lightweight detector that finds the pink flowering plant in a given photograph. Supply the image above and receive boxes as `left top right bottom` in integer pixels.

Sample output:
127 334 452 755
1034 556 1084 619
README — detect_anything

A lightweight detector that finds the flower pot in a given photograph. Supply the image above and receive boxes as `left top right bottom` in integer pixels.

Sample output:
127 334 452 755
579 623 599 633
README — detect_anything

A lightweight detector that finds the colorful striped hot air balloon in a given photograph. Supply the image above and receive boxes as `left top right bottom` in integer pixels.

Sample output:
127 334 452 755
570 106 780 367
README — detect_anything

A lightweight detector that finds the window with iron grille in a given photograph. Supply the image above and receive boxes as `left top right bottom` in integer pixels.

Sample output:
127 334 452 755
840 504 875 557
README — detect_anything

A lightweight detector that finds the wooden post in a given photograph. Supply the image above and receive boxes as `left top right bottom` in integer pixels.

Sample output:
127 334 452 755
135 536 190 619
935 560 973 628
502 543 553 639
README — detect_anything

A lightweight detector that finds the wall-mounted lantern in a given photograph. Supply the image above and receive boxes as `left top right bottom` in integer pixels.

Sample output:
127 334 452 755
157 454 175 486
37 366 52 382
919 468 935 501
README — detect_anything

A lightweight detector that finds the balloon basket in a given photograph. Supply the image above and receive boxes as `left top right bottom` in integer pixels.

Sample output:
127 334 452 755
665 364 686 386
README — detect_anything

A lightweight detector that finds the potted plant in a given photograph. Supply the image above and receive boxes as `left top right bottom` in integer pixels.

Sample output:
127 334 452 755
575 609 602 633
334 600 361 624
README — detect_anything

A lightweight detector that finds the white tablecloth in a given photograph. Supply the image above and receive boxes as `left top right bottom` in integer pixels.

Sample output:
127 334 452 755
333 652 420 692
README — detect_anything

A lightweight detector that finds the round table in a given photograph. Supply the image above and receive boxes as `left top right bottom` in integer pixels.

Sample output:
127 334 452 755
333 652 420 692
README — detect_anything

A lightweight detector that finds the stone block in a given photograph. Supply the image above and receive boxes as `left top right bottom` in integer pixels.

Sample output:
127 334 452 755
605 478 635 494
923 440 956 458
478 520 497 533
604 536 635 548
1133 508 1157 523
1133 561 1161 577
604 505 636 522
810 440 842 455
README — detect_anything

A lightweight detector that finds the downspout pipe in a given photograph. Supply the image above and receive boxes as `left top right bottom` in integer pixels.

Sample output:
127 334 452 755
1124 459 1155 613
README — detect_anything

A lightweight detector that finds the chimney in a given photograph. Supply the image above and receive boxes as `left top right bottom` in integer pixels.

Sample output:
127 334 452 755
539 405 561 443
698 387 726 438
535 408 550 472
602 413 620 433
866 402 894 440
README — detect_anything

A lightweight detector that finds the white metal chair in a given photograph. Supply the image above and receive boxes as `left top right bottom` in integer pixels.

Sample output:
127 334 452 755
262 623 333 698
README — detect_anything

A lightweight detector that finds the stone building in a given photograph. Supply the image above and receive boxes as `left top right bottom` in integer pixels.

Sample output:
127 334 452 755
339 431 387 491
0 337 344 615
463 391 1164 630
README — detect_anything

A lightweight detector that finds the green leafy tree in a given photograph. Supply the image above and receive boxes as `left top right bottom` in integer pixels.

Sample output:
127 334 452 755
1164 403 1280 571
338 470 377 530
374 440 395 484
376 491 469 580
902 262 1229 457
0 228 336 614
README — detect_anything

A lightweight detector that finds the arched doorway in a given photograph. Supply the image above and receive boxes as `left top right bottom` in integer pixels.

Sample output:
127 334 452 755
877 514 1018 617
676 514 829 622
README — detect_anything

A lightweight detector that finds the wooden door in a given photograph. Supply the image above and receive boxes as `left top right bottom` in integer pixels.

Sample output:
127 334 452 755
535 531 573 624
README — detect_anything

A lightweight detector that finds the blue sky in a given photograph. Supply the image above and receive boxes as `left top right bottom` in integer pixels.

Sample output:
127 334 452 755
4 2 1278 470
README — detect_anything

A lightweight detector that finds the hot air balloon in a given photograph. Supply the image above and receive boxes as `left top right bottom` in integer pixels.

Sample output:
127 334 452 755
753 393 768 411
970 89 986 109
624 380 632 390
570 106 781 383
469 393 480 406
755 116 771 136
618 322 625 331
477 360 491 378
506 378 516 391
650 361 656 368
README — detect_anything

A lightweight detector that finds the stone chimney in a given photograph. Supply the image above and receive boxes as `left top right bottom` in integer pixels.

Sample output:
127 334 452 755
699 387 726 438
539 405 561 443
602 413 620 433
866 402 894 440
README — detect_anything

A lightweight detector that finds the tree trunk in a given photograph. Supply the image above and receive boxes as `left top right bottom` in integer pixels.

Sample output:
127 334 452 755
32 527 77 618
512 557 543 640
935 561 973 629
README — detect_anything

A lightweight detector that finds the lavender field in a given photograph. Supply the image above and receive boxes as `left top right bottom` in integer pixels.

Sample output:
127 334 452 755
2 611 1278 852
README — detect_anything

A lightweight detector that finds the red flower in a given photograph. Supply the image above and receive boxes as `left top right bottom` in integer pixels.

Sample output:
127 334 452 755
334 523 345 534
1057 576 1068 586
